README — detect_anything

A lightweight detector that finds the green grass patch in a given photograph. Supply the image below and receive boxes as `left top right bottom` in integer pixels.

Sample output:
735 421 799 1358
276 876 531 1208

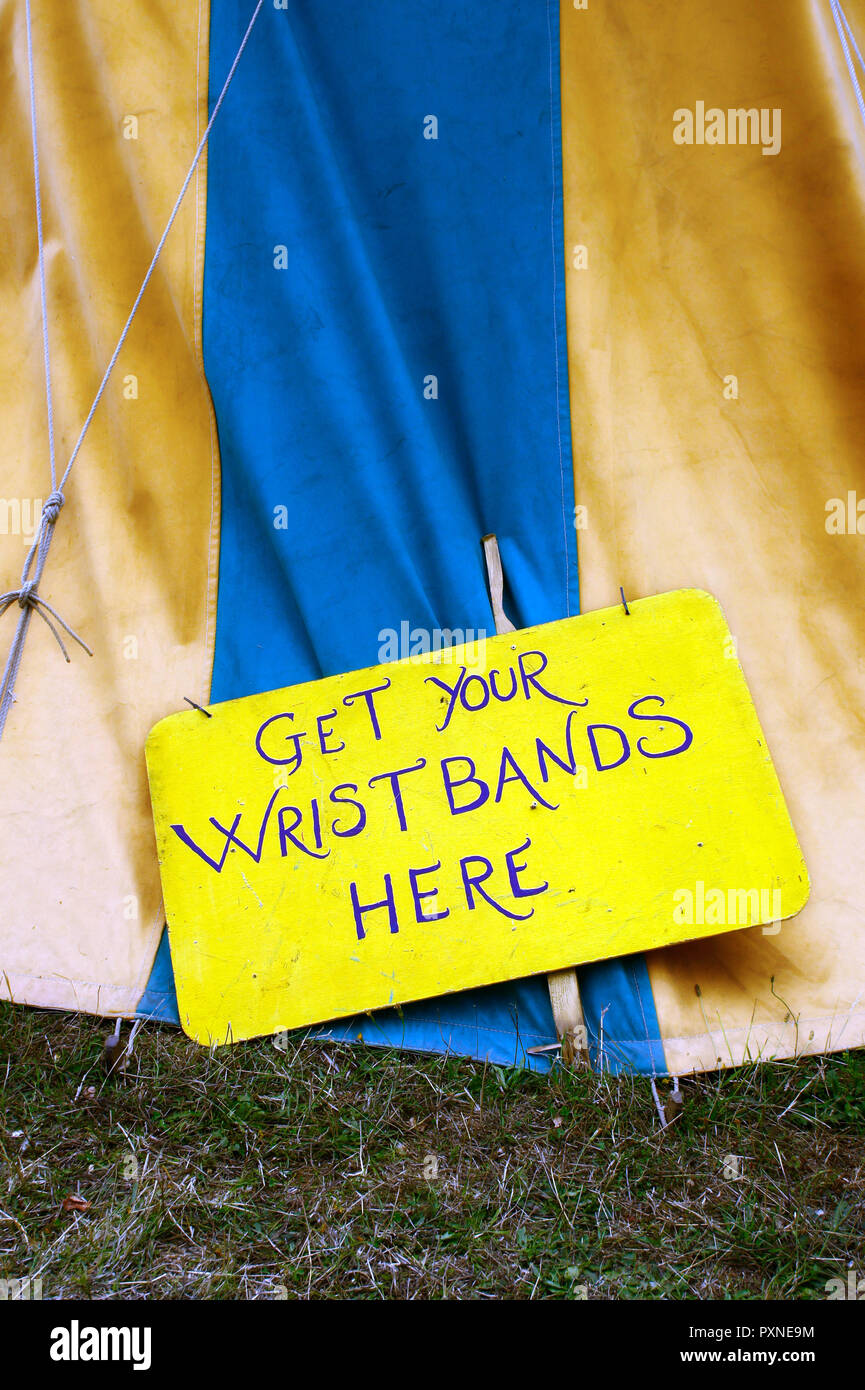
0 1003 862 1299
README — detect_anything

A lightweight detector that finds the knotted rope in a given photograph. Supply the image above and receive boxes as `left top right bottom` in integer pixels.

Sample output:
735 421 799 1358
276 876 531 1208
0 491 92 737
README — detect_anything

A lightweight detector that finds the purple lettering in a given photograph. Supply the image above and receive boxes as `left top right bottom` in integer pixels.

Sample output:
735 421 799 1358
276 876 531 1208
587 723 630 772
368 758 426 831
316 710 345 755
277 803 330 860
495 747 558 810
518 650 588 708
341 678 391 740
489 666 518 702
409 861 450 923
255 712 306 772
460 674 489 711
460 855 534 922
441 755 490 815
329 783 367 838
535 709 582 782
425 666 466 732
170 816 239 873
628 695 694 758
209 787 284 864
349 874 399 940
505 837 548 912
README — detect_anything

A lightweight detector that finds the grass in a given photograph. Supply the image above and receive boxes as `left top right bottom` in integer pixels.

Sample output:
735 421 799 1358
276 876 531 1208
1 1002 863 1300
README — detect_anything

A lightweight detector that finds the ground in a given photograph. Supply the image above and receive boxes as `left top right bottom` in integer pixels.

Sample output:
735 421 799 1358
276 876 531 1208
1 1004 863 1300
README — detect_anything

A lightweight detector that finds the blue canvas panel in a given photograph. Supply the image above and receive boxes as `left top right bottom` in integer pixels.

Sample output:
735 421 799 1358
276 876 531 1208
136 0 665 1075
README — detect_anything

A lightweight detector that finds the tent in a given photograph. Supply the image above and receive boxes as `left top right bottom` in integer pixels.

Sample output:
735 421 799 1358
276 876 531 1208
2 0 864 1076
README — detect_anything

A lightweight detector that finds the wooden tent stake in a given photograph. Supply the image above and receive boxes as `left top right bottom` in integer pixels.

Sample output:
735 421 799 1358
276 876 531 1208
480 534 589 1067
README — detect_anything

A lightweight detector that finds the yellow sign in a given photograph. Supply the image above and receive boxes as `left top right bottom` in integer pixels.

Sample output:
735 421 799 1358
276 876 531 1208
145 589 808 1044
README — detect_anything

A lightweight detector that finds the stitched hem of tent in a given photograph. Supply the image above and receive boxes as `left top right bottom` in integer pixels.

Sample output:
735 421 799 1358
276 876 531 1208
316 1020 554 1043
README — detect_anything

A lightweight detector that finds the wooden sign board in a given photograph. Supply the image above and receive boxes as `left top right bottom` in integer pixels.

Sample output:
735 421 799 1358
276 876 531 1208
145 589 808 1044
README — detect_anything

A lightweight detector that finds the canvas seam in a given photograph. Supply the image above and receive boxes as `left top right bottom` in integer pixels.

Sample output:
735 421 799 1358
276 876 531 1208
546 0 571 618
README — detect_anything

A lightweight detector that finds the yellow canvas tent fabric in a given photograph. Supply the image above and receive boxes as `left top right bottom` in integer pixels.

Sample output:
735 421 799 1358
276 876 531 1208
0 0 216 1014
562 0 865 1070
5 0 864 1077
